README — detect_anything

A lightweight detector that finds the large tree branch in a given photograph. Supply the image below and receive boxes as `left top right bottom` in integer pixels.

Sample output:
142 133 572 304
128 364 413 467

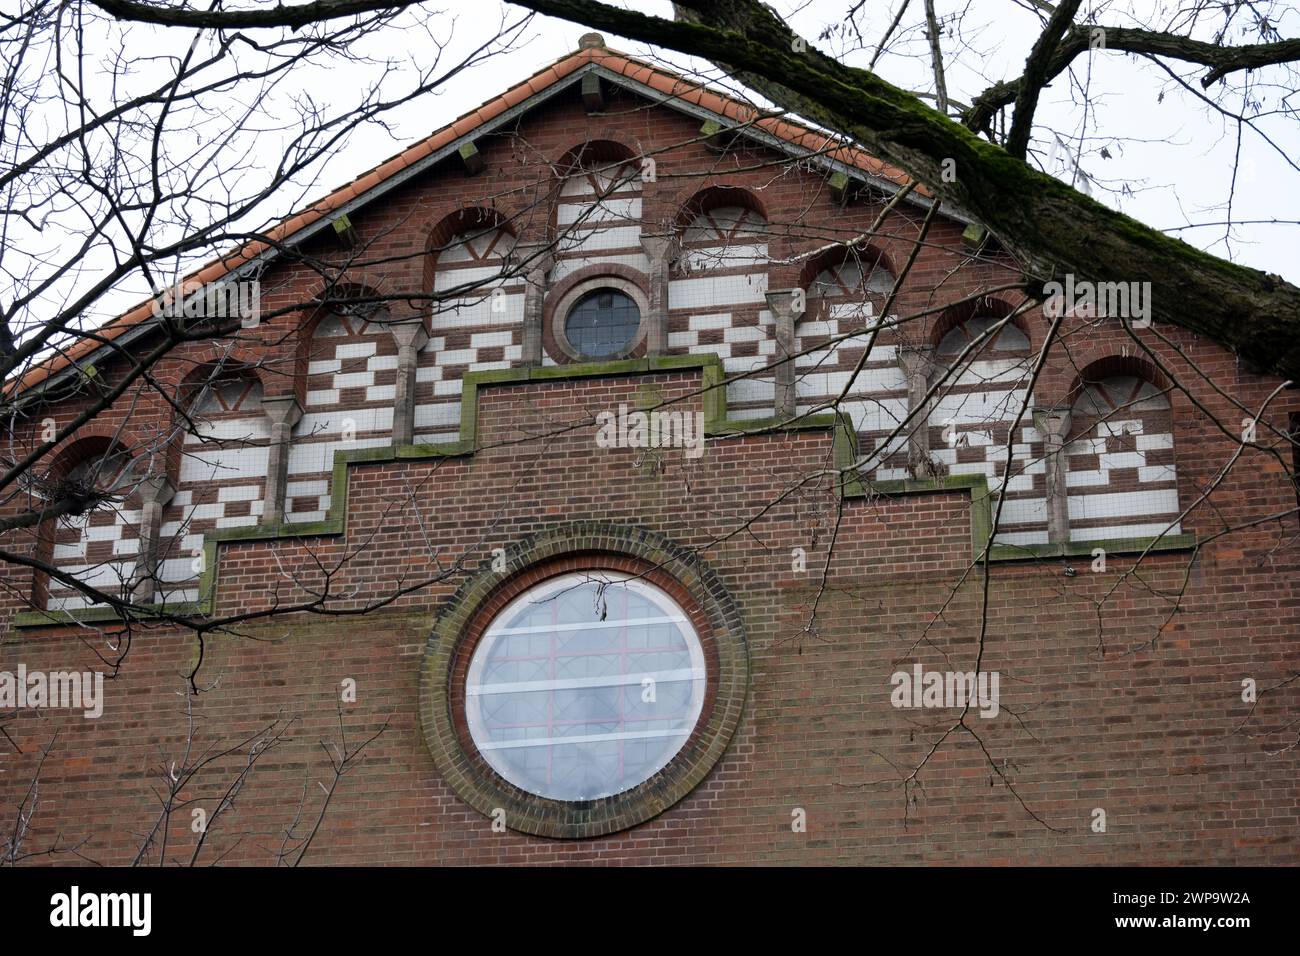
1004 0 1082 158
921 0 949 115
965 24 1300 134
0 495 99 535
87 0 406 28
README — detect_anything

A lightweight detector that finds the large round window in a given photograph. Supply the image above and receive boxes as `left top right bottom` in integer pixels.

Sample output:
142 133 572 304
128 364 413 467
563 288 641 359
464 571 706 801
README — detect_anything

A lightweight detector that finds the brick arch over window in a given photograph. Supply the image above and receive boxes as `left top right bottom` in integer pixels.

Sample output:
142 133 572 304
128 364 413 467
156 362 269 603
552 139 641 219
174 358 263 414
674 186 769 290
553 139 639 191
674 187 768 272
414 209 525 443
801 244 896 301
673 185 768 233
1064 357 1181 542
422 207 518 297
929 296 1028 351
929 304 1045 545
35 434 145 612
42 429 144 481
1066 354 1170 407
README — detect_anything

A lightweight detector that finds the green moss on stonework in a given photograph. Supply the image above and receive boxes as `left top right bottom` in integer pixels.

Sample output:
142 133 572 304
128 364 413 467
859 473 1196 564
12 601 206 629
987 533 1198 563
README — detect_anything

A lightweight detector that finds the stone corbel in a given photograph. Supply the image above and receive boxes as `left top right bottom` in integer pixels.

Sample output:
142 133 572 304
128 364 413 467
639 233 678 357
897 346 936 478
260 395 303 527
765 289 804 420
389 319 429 446
1032 407 1073 544
512 241 555 367
128 475 176 604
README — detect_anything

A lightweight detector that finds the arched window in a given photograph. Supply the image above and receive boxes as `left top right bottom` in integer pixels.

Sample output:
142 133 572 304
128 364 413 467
932 316 1033 440
435 224 516 275
155 368 270 604
930 314 1044 544
810 252 894 298
679 201 767 273
673 191 769 348
179 370 268 498
1066 367 1181 541
936 316 1029 360
428 211 519 321
554 142 642 262
556 143 639 207
41 441 143 611
190 374 263 423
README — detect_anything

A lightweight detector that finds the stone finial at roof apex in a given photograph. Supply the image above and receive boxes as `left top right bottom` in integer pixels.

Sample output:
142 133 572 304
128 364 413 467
578 32 606 50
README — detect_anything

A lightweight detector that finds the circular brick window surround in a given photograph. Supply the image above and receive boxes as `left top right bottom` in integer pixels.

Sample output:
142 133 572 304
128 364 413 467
419 523 749 839
549 276 650 362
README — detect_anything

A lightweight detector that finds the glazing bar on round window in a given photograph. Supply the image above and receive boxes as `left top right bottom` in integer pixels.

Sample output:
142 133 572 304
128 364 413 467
489 613 688 636
467 667 705 696
475 727 693 751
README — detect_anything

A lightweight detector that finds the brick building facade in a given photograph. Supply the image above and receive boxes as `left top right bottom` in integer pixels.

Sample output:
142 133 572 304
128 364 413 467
2 36 1298 865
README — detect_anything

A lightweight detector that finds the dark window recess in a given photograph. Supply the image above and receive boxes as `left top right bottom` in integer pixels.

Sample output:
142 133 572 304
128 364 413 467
564 288 640 358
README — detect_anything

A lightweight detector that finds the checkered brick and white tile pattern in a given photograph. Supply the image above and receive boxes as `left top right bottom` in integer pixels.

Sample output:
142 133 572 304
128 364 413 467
796 295 911 479
1066 376 1181 541
415 226 524 443
668 206 770 417
288 313 398 522
90 170 1183 601
155 377 269 604
46 497 142 611
928 319 1048 545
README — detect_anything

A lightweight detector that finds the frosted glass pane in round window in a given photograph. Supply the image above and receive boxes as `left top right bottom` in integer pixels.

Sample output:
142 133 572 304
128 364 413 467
465 572 707 801
564 289 640 358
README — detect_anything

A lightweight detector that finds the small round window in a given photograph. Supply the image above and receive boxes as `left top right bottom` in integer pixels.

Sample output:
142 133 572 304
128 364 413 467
465 571 706 802
563 288 640 358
